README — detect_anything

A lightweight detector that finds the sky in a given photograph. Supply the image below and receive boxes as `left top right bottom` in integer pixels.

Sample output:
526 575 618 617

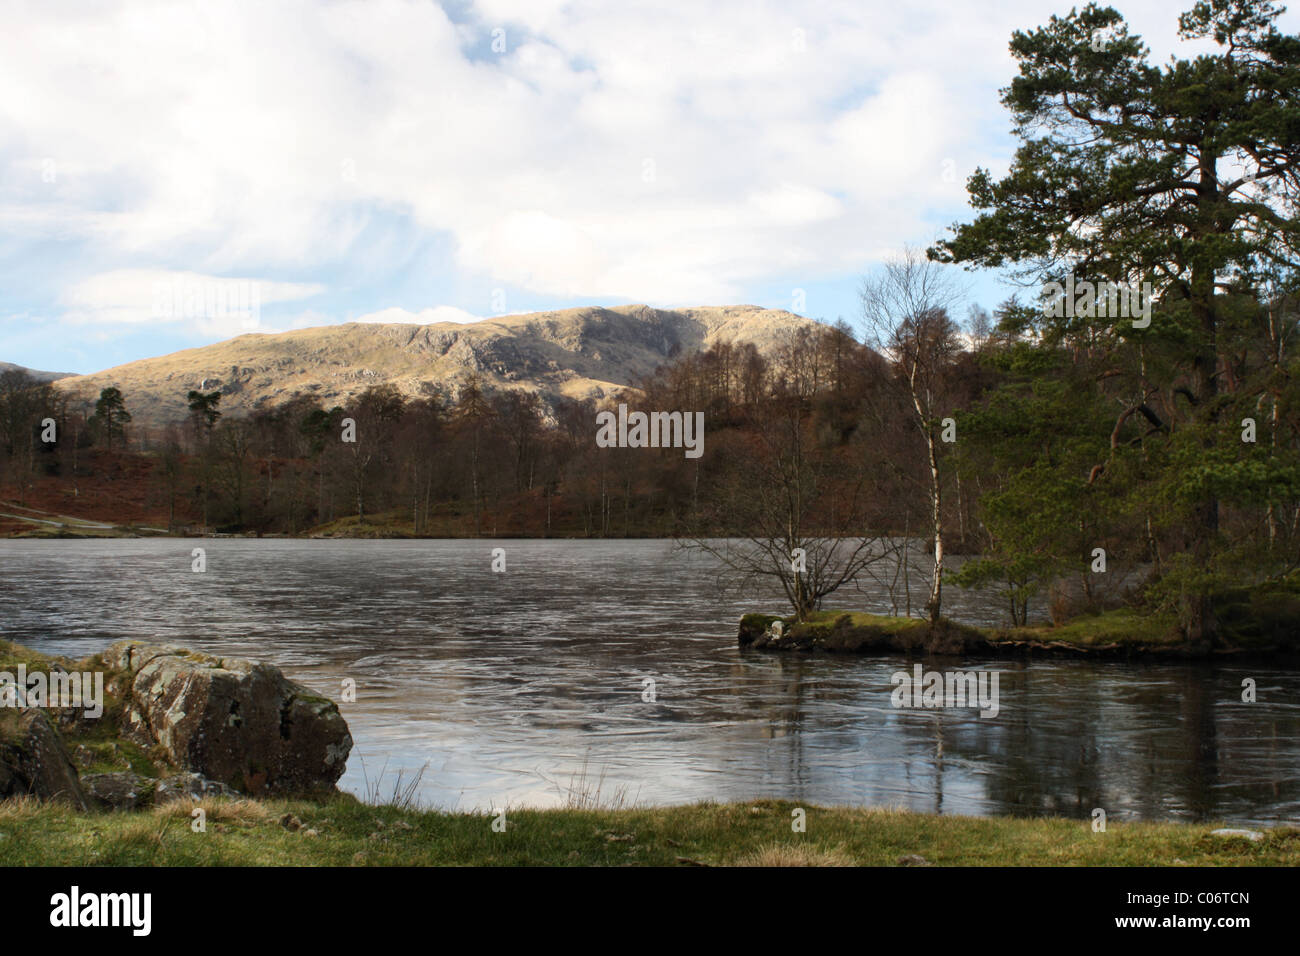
1 0 1290 375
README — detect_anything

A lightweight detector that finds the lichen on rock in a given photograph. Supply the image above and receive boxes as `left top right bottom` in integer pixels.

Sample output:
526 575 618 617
107 640 353 796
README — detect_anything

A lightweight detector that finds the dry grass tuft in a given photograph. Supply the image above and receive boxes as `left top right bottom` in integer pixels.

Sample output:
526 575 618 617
152 796 270 823
730 842 857 867
0 794 48 819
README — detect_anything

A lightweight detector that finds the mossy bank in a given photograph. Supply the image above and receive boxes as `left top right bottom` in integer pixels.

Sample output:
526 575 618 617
739 597 1300 660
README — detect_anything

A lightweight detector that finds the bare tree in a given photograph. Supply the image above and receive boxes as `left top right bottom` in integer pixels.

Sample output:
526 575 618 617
0 370 60 504
966 304 994 353
348 384 405 521
212 418 252 528
860 246 965 623
681 361 893 621
160 425 183 532
453 375 494 535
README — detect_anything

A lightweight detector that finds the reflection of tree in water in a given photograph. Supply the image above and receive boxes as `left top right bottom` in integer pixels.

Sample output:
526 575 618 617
984 663 1108 818
887 660 1300 823
732 649 814 727
1181 666 1300 824
731 652 815 793
589 651 1297 821
891 662 1138 819
1178 667 1219 820
932 712 944 815
778 656 812 795
879 663 1076 817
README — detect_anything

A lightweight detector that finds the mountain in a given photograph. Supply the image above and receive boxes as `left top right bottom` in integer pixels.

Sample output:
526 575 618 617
1 361 74 383
53 304 819 425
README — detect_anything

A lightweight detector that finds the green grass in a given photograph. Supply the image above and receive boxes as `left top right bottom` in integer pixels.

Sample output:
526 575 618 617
989 607 1181 647
0 638 59 673
808 610 935 635
0 796 1293 866
806 606 1179 647
744 605 1272 653
69 737 162 778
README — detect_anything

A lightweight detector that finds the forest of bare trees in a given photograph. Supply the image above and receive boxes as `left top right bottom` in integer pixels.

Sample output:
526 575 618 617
4 272 1300 638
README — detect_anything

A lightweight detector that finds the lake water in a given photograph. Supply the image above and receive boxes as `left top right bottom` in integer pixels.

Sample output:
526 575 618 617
1 538 1297 826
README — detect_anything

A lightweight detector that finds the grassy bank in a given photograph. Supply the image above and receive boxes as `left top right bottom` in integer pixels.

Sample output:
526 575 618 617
740 601 1300 658
1 796 1294 867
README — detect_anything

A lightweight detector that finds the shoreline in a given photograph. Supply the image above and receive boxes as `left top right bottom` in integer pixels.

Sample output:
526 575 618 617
2 796 1293 867
738 608 1300 661
4 638 1296 867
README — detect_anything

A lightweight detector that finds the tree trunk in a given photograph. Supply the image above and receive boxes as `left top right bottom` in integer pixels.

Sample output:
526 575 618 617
1187 258 1219 645
1184 154 1222 645
926 433 943 624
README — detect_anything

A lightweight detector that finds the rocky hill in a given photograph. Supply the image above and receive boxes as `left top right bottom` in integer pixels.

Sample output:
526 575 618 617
54 304 817 424
1 361 74 383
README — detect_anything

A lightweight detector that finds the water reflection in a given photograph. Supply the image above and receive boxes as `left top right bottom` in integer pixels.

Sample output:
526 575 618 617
0 538 1296 825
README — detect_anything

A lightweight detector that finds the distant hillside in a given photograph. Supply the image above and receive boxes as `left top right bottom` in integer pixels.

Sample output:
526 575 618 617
1 361 74 383
54 304 819 424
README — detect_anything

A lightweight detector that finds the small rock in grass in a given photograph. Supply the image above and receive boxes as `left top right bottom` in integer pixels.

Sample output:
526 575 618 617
897 854 931 866
82 771 146 811
155 772 240 804
1211 828 1263 841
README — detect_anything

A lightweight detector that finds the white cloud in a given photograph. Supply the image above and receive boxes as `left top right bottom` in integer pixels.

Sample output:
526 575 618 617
353 306 481 325
0 0 1276 323
60 269 324 338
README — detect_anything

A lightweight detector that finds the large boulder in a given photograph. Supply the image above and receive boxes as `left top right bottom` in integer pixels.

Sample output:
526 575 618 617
103 641 352 796
0 708 91 810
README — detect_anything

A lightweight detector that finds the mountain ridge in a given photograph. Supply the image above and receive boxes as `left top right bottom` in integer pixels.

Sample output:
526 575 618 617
1 361 75 383
53 304 820 425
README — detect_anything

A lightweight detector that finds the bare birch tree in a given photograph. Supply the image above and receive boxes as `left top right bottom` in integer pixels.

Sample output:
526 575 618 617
859 246 965 623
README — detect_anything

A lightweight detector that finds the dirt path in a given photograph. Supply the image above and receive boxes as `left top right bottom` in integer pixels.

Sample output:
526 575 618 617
0 500 166 534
